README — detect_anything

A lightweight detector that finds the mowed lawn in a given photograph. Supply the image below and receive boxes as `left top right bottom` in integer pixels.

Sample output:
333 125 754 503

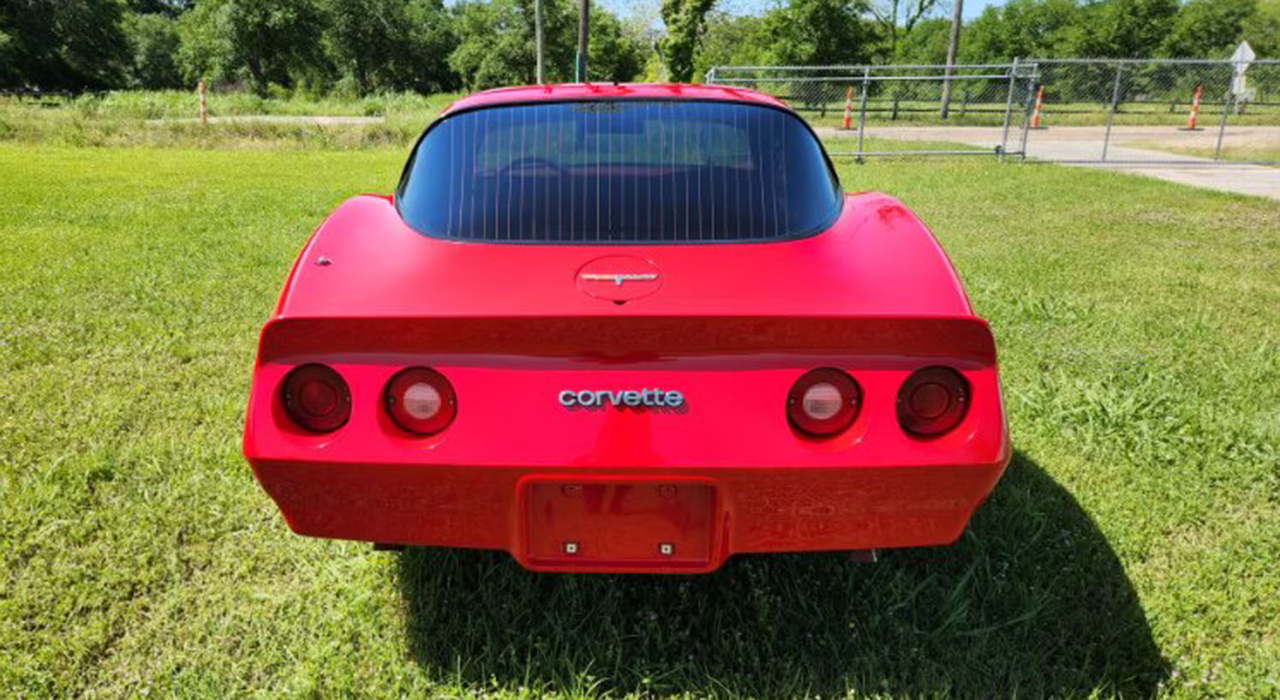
1 142 1277 699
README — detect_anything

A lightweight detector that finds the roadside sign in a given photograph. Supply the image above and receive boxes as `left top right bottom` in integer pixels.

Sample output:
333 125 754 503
1231 41 1256 66
1231 41 1255 97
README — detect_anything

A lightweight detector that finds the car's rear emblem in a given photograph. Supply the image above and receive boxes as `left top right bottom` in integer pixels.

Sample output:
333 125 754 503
580 272 659 287
576 256 663 302
559 389 685 409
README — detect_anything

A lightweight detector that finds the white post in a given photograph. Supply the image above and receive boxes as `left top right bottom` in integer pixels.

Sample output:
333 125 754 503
198 79 208 126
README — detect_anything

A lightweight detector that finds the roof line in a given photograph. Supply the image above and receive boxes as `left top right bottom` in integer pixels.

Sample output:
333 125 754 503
441 82 789 115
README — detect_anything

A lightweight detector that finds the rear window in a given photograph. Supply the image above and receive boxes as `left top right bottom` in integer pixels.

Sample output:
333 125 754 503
396 100 842 243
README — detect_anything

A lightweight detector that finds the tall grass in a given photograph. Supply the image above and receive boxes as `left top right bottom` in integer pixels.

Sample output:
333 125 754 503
0 90 457 149
70 89 446 119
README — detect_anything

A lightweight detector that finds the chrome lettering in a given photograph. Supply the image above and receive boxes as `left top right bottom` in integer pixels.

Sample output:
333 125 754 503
559 388 686 409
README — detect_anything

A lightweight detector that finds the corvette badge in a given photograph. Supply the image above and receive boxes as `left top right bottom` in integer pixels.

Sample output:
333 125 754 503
579 272 660 287
559 389 685 409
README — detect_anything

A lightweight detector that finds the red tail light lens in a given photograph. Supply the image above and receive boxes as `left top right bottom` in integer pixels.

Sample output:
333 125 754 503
787 368 861 437
385 367 457 435
281 364 351 433
897 366 970 437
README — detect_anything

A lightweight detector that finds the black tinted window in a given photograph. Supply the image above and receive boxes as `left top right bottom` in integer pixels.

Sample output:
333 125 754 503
397 100 841 243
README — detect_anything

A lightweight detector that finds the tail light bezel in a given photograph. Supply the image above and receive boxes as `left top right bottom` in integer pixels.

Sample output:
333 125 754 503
787 368 862 438
280 364 352 433
896 366 971 438
384 367 458 436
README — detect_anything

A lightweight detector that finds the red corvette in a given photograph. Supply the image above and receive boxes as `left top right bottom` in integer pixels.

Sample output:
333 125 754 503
243 83 1011 573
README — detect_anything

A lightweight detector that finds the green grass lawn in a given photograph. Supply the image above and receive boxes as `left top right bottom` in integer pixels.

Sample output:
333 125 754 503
2 142 1278 698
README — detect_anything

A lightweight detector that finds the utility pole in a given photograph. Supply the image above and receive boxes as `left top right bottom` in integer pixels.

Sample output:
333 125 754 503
535 0 545 83
939 0 963 119
575 0 590 81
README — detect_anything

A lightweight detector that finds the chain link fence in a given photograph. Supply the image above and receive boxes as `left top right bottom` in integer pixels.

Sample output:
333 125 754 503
707 59 1280 165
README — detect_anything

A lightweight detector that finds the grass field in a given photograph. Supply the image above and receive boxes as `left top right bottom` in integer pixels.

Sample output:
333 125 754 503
792 100 1280 130
0 92 455 149
1131 140 1280 164
6 90 1279 152
2 140 1278 698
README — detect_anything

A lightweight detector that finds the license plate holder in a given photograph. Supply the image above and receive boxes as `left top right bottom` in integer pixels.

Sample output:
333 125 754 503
520 477 717 570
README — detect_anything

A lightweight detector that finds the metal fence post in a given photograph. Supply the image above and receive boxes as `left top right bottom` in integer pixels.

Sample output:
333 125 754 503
704 58 1278 167
855 66 870 162
1101 62 1124 162
1213 90 1232 160
1017 64 1038 160
999 57 1020 162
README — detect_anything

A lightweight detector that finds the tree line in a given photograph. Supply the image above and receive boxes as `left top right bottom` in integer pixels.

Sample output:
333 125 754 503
0 0 647 94
697 0 1276 78
0 0 1274 95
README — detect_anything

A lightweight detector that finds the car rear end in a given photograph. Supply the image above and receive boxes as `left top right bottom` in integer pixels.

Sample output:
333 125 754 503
243 87 1011 573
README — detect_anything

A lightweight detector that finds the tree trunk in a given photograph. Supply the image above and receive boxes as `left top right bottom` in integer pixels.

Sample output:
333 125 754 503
575 0 590 81
535 0 545 84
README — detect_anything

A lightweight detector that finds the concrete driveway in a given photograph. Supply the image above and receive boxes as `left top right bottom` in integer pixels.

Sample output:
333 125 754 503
818 125 1280 201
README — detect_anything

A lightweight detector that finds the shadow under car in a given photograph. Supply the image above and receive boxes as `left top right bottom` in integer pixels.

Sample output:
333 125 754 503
398 451 1166 697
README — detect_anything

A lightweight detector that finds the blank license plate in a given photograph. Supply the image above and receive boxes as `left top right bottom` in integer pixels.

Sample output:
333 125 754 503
523 479 716 569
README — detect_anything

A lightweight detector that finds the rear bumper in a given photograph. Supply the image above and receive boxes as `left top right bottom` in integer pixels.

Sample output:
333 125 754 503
250 457 1009 573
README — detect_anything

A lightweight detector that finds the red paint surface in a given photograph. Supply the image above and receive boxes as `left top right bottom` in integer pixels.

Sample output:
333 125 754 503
243 85 1012 573
440 82 790 116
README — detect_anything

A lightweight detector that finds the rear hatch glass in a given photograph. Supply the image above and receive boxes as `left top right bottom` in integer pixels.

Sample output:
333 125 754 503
397 100 842 243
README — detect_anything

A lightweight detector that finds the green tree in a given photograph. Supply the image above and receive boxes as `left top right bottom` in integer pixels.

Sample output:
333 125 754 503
660 0 716 82
176 0 328 95
960 0 1079 62
692 12 765 80
0 20 14 89
449 0 574 88
1061 0 1179 58
1244 0 1279 57
891 15 950 63
1160 0 1258 57
757 0 878 66
588 9 647 83
868 0 942 60
0 0 130 90
126 0 193 16
325 0 405 93
449 0 638 89
323 0 457 94
124 13 183 88
404 0 461 92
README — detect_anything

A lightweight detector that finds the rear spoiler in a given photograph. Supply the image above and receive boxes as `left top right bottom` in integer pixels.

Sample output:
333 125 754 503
257 316 996 366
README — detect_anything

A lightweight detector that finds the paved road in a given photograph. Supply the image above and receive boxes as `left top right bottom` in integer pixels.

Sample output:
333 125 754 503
817 125 1280 202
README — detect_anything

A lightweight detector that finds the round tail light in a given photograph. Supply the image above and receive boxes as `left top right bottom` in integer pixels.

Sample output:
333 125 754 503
281 364 351 433
787 368 861 437
897 366 970 437
385 367 457 435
